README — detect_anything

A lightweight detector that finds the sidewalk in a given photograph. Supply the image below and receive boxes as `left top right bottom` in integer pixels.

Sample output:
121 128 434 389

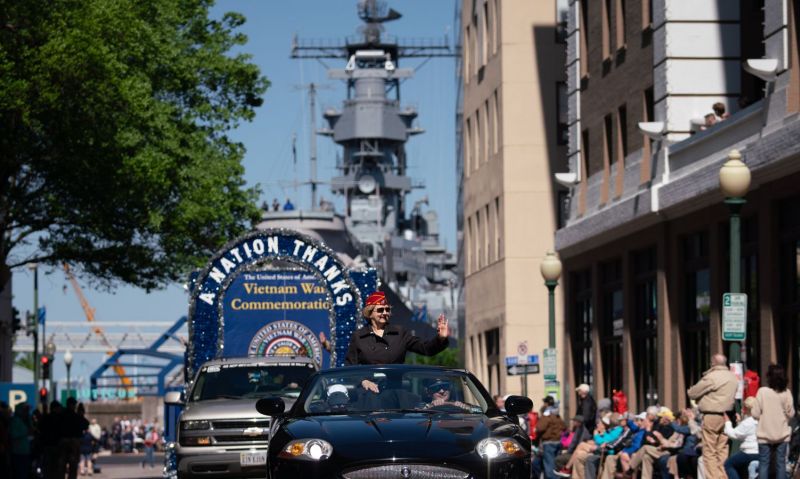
90 452 164 479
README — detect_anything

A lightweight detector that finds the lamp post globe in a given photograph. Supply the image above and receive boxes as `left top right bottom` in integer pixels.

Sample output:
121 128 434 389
64 350 73 400
540 251 563 282
64 350 73 367
719 149 751 198
46 341 56 357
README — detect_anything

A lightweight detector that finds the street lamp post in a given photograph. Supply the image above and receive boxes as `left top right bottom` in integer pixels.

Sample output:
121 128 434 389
46 341 56 403
64 350 73 401
719 150 751 368
540 251 562 408
540 251 562 350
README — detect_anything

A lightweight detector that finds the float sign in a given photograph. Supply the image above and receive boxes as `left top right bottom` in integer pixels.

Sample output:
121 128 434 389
223 271 330 368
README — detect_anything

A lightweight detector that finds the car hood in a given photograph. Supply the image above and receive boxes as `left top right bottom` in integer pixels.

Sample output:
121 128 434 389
281 412 519 459
182 397 295 421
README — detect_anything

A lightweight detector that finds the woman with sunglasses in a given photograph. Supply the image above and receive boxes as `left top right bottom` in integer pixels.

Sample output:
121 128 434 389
345 291 450 392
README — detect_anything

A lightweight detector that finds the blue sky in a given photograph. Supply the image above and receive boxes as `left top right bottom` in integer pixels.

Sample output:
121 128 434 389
10 0 458 386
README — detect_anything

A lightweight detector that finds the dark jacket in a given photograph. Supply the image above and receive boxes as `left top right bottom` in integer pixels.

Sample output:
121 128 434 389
344 324 448 365
578 394 597 433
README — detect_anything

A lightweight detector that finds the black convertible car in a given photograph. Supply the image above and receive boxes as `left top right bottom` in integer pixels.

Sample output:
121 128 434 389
255 364 533 479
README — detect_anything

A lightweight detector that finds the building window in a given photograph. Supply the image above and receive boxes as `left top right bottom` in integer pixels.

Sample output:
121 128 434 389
493 0 500 54
466 216 473 274
600 260 624 398
602 0 612 59
557 82 569 145
617 104 628 160
633 247 658 407
475 109 482 167
778 194 800 400
582 129 593 176
484 204 490 266
492 90 500 154
572 269 594 388
556 0 569 43
641 0 653 30
465 117 473 174
494 197 502 259
464 25 472 81
604 113 614 167
557 190 570 229
485 327 501 394
615 0 626 48
476 209 482 270
483 1 490 64
682 232 711 394
580 0 589 77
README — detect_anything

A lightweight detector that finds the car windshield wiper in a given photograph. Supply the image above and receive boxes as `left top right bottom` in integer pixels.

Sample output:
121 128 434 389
390 408 440 414
210 394 242 400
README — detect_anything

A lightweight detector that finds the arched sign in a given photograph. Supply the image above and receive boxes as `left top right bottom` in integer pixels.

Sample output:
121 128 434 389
187 229 376 378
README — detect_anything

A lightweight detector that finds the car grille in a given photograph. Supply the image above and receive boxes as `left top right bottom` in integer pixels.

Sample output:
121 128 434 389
342 464 470 479
212 420 270 429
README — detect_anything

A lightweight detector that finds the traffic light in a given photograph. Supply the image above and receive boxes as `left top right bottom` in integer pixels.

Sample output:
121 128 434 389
39 387 48 404
40 355 51 380
11 307 21 333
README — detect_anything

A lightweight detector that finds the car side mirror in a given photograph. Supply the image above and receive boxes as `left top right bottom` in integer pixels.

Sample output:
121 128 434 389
256 397 286 416
505 395 533 416
164 391 184 405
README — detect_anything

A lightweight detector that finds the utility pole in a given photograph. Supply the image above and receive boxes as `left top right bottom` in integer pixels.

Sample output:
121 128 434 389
309 82 318 210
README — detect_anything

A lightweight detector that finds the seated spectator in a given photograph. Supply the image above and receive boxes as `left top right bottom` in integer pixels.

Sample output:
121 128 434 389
554 415 591 472
627 408 679 478
555 413 623 479
657 408 699 478
713 102 730 120
723 397 759 479
600 412 646 479
701 113 717 130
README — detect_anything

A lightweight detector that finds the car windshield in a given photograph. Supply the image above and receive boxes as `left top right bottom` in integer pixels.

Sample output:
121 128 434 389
191 361 316 401
301 368 489 415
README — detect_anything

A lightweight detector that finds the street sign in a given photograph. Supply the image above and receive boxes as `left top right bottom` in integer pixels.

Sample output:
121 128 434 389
517 341 528 356
544 348 557 381
507 363 540 376
722 292 747 341
506 355 539 367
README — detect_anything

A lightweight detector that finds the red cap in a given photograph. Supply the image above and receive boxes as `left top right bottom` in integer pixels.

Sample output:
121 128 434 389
365 291 387 306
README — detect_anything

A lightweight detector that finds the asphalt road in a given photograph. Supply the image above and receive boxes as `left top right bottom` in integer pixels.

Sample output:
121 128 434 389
89 452 165 479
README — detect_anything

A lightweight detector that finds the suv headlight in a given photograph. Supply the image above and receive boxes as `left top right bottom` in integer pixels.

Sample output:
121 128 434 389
278 439 333 461
476 438 524 459
181 420 210 431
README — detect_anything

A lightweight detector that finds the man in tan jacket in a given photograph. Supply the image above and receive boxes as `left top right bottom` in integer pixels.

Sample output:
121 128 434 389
687 353 738 479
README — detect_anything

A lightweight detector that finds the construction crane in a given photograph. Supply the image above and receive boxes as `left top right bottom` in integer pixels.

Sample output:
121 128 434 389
63 264 133 389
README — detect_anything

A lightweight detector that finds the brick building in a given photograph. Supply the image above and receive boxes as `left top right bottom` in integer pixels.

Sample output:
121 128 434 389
557 0 800 412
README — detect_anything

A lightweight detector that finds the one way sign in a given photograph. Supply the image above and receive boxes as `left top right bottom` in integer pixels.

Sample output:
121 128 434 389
507 364 540 376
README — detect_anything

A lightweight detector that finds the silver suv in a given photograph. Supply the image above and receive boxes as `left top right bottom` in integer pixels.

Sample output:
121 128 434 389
172 356 317 479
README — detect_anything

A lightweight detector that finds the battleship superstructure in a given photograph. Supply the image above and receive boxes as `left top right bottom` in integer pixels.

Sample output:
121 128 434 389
258 0 459 338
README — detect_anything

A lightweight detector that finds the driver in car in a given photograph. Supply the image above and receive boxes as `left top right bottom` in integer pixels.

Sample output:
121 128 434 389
326 384 350 413
424 379 470 411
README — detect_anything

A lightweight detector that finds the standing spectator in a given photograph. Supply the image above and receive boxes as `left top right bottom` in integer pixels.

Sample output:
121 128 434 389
283 198 295 211
79 430 94 476
271 198 280 211
10 403 31 479
751 363 795 479
141 427 158 468
723 396 759 479
701 113 717 130
39 401 63 479
0 401 12 474
88 419 101 442
537 397 567 479
576 384 598 435
687 353 738 479
494 395 506 412
60 398 89 479
712 102 729 120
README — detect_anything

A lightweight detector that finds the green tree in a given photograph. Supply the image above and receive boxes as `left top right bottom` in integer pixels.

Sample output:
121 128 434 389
408 344 462 368
0 0 268 290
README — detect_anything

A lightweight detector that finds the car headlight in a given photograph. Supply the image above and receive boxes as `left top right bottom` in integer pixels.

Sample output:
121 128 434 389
181 420 210 431
476 438 524 459
278 439 333 461
179 436 212 447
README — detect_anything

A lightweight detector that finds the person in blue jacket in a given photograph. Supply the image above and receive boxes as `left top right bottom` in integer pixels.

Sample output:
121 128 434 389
555 413 624 478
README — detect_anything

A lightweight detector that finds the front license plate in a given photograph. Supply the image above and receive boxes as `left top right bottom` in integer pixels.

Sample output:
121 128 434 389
240 451 267 466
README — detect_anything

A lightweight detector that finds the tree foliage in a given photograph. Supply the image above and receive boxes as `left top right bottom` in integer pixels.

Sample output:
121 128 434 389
0 0 268 289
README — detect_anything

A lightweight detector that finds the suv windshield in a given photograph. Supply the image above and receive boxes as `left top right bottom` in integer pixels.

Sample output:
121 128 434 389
191 362 316 401
301 369 489 415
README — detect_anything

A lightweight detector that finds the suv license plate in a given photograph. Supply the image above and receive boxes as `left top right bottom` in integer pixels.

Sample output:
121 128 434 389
240 451 267 466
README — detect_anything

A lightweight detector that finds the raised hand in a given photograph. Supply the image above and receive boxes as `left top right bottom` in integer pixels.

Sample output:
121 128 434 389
437 314 449 338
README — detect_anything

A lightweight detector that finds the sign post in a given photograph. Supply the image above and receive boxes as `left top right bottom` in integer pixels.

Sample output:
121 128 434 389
506 355 540 398
544 348 557 381
722 293 747 341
